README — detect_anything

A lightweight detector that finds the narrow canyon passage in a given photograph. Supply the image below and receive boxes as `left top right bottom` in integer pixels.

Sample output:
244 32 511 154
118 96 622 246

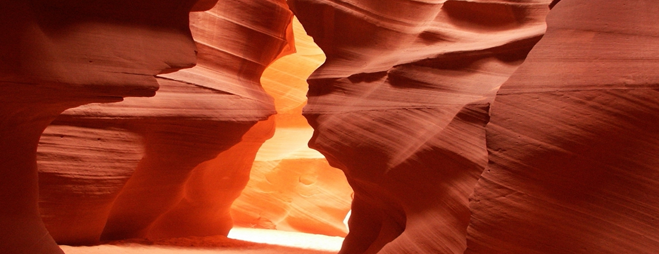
36 5 353 253
3 0 657 253
227 17 353 241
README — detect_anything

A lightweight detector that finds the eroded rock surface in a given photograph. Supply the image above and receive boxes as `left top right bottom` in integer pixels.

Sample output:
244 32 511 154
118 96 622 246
289 0 551 253
38 126 144 245
1 0 212 253
36 0 292 245
467 1 659 253
14 0 656 252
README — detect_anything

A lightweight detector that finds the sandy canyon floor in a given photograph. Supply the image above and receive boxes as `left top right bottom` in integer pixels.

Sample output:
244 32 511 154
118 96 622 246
60 228 343 254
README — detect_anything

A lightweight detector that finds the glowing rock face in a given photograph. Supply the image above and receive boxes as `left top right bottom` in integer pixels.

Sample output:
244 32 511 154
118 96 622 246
232 158 352 237
36 0 352 246
231 19 353 237
467 0 659 253
289 0 551 253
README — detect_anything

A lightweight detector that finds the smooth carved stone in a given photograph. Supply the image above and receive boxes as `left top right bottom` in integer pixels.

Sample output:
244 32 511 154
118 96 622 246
36 0 293 244
38 126 144 245
1 0 213 253
467 0 659 253
97 118 258 240
147 118 276 239
289 0 551 253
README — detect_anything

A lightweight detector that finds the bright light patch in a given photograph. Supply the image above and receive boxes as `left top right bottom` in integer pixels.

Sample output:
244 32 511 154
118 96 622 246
227 227 344 252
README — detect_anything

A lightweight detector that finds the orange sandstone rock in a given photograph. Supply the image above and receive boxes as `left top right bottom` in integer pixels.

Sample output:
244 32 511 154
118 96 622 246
229 18 353 237
231 158 352 237
146 117 276 239
36 0 293 244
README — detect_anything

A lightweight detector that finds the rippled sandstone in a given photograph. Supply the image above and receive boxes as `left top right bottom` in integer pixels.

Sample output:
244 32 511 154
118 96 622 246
35 0 292 245
467 0 659 253
289 0 551 253
0 0 217 253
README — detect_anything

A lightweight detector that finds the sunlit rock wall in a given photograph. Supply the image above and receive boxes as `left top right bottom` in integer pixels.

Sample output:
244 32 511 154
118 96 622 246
467 0 659 253
230 18 353 237
37 0 293 244
289 0 551 253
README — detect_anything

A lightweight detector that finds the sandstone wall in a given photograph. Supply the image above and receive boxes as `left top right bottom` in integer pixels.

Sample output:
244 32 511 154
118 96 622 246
5 0 657 253
36 0 292 245
0 0 215 253
288 0 551 253
467 0 659 253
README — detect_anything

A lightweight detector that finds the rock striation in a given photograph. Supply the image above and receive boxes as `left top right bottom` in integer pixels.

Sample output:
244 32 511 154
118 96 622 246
0 0 214 253
7 0 656 252
289 0 552 253
35 0 294 244
467 0 659 253
38 126 145 245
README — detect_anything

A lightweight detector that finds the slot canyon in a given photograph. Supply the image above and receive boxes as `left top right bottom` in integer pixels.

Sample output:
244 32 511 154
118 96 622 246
1 0 658 253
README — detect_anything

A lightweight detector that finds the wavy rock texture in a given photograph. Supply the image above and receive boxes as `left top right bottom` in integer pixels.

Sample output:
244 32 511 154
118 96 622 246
36 0 293 244
1 1 211 253
230 18 353 237
467 1 659 253
289 0 551 253
38 126 145 245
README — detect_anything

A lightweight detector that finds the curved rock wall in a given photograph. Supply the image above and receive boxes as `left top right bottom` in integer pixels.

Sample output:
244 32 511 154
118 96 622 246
289 0 551 253
145 117 276 239
36 0 293 244
38 126 145 245
1 0 214 253
467 0 659 253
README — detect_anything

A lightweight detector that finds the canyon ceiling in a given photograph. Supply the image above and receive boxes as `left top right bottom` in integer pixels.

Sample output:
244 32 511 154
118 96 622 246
1 0 658 253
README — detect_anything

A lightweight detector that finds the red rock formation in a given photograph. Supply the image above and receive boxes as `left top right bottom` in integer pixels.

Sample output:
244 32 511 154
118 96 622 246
467 0 659 253
38 126 144 245
145 117 276 239
289 0 551 253
97 119 258 241
0 0 213 253
35 0 294 244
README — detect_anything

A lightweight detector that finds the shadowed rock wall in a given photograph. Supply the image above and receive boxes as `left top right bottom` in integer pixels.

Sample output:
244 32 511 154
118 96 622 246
0 0 216 253
288 0 551 253
467 0 659 253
